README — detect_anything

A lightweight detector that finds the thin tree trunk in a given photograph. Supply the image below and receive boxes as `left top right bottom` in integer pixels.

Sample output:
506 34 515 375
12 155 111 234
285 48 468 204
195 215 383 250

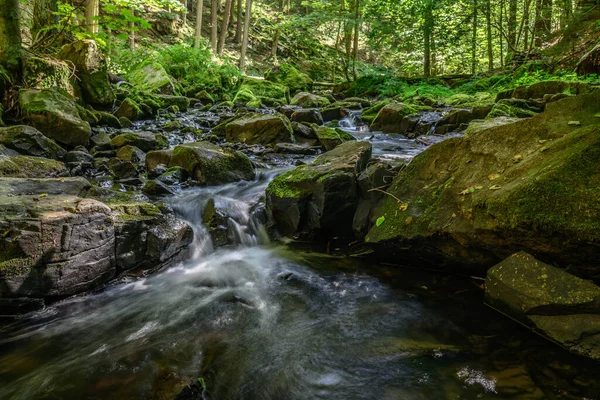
235 0 242 42
182 0 188 25
32 0 58 40
210 0 219 51
85 0 99 34
352 0 360 80
507 0 517 60
239 0 252 71
218 0 233 54
129 8 135 51
472 0 478 74
486 0 493 70
423 1 434 77
194 0 203 49
522 0 532 52
271 0 284 62
0 0 22 81
499 0 504 67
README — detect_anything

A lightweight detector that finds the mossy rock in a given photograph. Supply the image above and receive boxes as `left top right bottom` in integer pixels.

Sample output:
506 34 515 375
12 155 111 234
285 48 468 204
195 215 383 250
22 55 75 96
360 100 391 124
57 40 116 107
115 98 142 121
110 132 168 152
19 87 91 147
0 155 68 177
370 102 418 133
168 142 254 185
264 64 313 94
234 77 289 105
315 126 356 151
128 62 179 95
156 94 190 112
0 125 66 160
365 90 600 277
487 99 541 119
290 92 330 108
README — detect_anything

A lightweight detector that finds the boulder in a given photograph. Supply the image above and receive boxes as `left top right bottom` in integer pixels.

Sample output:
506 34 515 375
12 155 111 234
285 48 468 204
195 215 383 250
156 94 190 112
115 98 142 121
110 131 168 152
108 158 138 180
57 40 116 107
360 100 391 124
264 64 313 94
365 91 600 278
142 179 175 196
222 113 294 146
486 252 600 360
168 142 255 185
116 145 145 163
274 143 318 155
291 109 324 125
234 77 289 106
22 56 75 96
128 63 179 95
146 149 173 171
0 177 115 303
315 126 355 150
370 103 418 133
19 88 91 147
496 81 591 102
290 92 330 108
487 98 543 119
0 125 66 160
266 141 372 238
0 155 68 178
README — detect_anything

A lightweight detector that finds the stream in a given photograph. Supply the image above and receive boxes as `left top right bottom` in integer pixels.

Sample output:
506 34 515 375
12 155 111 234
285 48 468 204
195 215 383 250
0 109 599 399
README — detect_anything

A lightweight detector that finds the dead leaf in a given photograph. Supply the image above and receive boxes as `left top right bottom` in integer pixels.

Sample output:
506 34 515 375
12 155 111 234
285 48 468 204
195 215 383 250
490 185 501 190
488 174 500 181
399 203 409 211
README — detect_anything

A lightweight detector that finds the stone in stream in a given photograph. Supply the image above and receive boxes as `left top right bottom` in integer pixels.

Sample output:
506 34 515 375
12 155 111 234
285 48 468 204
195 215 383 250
57 40 116 108
0 125 67 160
485 252 600 360
364 90 600 278
156 94 190 112
369 102 419 133
110 131 169 152
314 126 355 151
291 109 324 125
19 87 92 147
128 63 179 95
274 143 318 155
0 155 68 178
115 98 142 121
266 141 372 238
116 145 146 163
290 92 330 108
220 113 294 146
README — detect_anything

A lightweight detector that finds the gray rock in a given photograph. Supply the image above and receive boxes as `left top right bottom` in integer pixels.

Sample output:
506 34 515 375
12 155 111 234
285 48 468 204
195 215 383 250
0 125 66 160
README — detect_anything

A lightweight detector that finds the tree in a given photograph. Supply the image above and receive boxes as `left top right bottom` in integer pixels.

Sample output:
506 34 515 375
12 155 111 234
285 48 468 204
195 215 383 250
471 0 478 74
0 0 22 80
194 0 204 49
218 0 233 53
32 0 58 41
86 0 100 34
423 0 434 76
485 0 493 70
239 0 252 71
235 0 242 42
210 0 219 51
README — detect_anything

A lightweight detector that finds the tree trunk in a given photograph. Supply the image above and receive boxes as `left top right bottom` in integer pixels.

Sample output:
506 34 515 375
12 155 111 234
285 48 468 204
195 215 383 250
560 0 572 29
32 0 58 40
522 0 531 51
499 0 504 67
423 1 434 77
129 8 135 51
239 0 252 71
194 0 203 49
486 0 493 70
182 0 188 25
271 0 284 63
535 0 553 45
508 0 517 58
85 0 99 35
0 0 22 81
210 0 219 51
218 0 233 54
352 0 360 80
471 0 478 74
235 0 242 42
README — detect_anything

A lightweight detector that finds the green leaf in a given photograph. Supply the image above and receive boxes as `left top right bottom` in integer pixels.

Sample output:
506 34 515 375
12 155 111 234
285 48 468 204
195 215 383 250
376 216 385 227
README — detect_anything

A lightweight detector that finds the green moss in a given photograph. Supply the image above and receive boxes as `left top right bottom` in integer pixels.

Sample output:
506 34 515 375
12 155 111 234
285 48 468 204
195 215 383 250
156 134 169 149
264 64 313 94
487 102 538 119
444 92 494 108
76 104 99 125
246 99 262 108
360 100 391 123
0 155 66 178
266 165 321 198
109 202 162 221
234 77 289 105
0 257 35 277
233 88 257 104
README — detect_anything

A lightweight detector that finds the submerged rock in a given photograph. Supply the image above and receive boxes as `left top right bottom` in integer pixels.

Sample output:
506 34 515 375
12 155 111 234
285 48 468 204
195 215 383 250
19 87 91 147
266 141 372 238
486 252 600 360
365 91 600 277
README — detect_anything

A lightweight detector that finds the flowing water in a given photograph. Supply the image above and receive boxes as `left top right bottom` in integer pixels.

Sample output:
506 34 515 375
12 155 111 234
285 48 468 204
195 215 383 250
1 113 599 400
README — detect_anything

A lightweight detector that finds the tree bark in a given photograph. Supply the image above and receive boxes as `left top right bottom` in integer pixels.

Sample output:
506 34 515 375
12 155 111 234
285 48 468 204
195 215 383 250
129 8 135 51
508 0 517 56
194 0 203 49
218 0 233 54
182 0 188 25
471 0 478 74
210 0 219 51
352 0 360 80
0 0 23 80
235 0 242 42
423 1 434 77
499 0 504 67
85 0 99 35
32 0 58 40
239 0 252 71
486 0 493 70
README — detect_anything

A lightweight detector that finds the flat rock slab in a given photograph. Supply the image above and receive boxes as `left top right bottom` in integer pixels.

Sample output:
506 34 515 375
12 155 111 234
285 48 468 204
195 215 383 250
485 252 600 360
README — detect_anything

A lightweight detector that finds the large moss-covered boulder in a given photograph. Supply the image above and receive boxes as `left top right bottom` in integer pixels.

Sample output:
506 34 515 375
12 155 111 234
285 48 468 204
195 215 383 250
0 155 68 177
110 131 168 152
370 102 418 133
497 80 591 102
360 100 391 124
0 125 66 159
156 94 190 112
264 64 313 94
19 87 91 147
266 141 372 238
22 56 75 96
115 98 142 121
222 113 294 145
290 92 330 108
315 126 355 150
57 40 116 107
365 91 600 277
168 142 255 185
486 252 600 360
233 77 289 105
128 63 179 95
